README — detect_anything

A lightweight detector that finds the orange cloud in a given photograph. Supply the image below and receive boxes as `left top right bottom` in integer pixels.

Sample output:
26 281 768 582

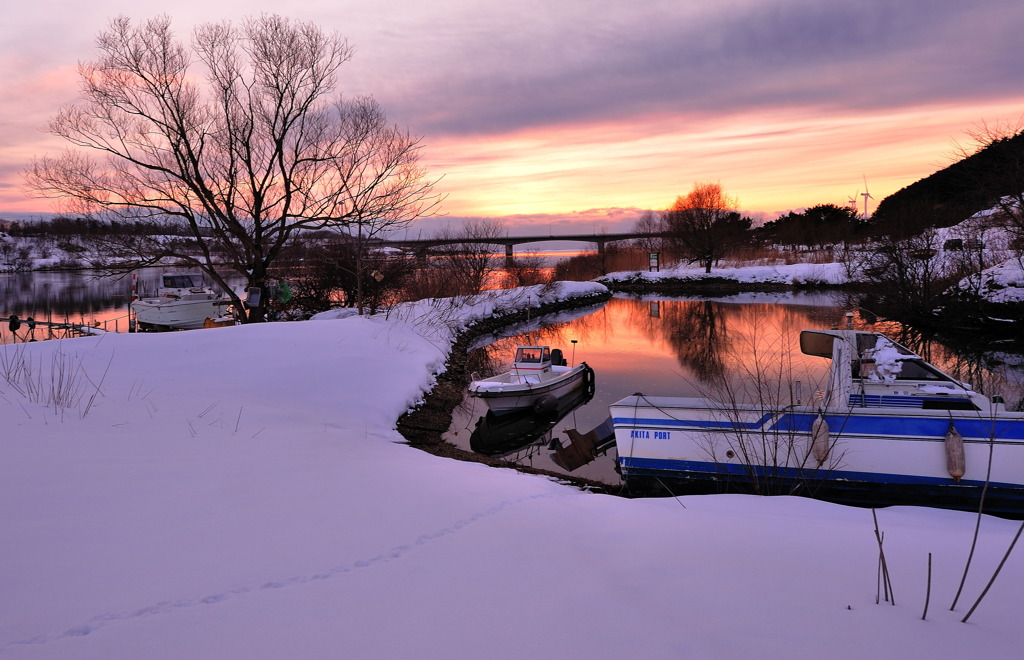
422 97 1024 221
5 60 1023 227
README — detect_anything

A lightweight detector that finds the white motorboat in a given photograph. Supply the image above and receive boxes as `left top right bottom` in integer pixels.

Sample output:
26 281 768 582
469 345 595 415
611 329 1024 516
131 273 233 331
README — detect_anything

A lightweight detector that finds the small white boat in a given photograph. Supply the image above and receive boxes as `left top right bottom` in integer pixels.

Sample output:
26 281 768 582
131 273 233 331
469 345 594 415
611 329 1024 516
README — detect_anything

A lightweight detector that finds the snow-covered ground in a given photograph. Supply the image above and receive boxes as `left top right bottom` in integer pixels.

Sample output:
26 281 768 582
600 261 852 287
600 256 1024 306
951 258 1024 305
599 209 1024 306
2 282 1023 659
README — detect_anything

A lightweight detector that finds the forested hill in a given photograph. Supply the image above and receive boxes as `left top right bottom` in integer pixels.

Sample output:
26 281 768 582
871 130 1024 237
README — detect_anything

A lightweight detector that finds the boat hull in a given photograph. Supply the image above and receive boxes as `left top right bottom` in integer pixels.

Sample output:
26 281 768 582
132 297 231 330
611 395 1024 517
470 363 594 414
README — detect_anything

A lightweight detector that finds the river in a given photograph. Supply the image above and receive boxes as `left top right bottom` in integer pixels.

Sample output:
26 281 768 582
442 293 1024 487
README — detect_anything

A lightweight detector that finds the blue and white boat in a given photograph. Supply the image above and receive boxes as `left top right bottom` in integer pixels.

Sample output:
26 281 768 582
611 329 1024 516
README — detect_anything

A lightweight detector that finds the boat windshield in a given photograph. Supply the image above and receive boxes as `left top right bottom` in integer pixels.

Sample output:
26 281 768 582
856 333 916 357
857 358 955 382
515 347 549 364
854 335 957 383
163 275 198 288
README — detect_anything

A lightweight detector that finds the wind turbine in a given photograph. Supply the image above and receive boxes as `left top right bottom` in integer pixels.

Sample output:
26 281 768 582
848 192 859 212
860 176 873 219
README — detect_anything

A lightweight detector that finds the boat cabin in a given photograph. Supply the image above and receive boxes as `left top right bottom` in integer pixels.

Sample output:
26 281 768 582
156 273 217 300
800 330 991 412
511 345 569 375
512 346 552 374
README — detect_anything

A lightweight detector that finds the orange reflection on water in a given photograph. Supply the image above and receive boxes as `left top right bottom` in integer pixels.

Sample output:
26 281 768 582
451 294 1024 484
459 295 859 483
478 296 852 403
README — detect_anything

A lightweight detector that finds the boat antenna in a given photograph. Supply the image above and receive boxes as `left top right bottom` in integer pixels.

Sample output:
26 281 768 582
570 339 578 367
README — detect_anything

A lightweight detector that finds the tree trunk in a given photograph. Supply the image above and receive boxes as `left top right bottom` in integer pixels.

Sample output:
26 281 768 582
355 224 365 315
245 271 269 323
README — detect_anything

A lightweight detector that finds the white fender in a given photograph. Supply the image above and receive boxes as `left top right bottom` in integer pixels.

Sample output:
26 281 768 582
945 422 965 482
812 414 830 464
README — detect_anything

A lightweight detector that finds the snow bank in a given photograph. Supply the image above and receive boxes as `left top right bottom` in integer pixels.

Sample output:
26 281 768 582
600 261 851 286
952 258 1024 304
2 281 1023 659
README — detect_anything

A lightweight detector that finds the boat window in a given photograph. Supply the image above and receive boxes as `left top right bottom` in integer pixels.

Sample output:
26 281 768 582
857 333 915 356
921 399 980 411
163 275 197 288
893 359 954 381
542 347 550 363
515 347 542 363
857 358 954 382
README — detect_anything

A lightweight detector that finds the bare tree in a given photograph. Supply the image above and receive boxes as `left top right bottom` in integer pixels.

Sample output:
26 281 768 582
663 182 750 273
630 210 664 253
24 15 439 322
429 218 507 294
280 236 415 316
858 228 970 324
502 254 551 288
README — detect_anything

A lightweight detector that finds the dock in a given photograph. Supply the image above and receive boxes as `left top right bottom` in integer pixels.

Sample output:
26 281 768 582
3 313 128 343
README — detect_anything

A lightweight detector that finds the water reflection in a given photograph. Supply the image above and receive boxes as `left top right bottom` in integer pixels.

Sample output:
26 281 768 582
445 294 1024 486
469 386 594 458
1 270 133 327
1 268 247 342
666 299 728 381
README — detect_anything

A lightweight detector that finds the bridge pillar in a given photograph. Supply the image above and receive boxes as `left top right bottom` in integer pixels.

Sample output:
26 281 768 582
505 244 515 267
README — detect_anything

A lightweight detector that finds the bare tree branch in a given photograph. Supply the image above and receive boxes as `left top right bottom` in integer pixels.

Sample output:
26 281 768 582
24 14 441 321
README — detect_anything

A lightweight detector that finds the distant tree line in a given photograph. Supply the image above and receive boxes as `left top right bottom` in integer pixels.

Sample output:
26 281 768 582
0 216 195 238
625 186 869 275
755 204 865 249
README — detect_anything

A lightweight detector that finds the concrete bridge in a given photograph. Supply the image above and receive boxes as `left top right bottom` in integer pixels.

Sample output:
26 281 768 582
378 231 656 266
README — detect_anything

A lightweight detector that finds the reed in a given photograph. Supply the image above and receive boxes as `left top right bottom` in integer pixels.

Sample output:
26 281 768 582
872 509 896 606
0 343 110 418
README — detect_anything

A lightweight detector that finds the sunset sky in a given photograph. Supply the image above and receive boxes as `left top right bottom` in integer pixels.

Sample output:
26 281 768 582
2 0 1023 234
